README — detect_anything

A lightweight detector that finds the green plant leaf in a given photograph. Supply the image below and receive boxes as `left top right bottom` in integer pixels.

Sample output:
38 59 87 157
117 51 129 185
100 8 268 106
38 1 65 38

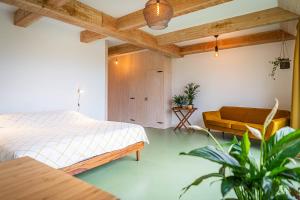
269 129 300 156
267 127 295 153
248 154 259 176
241 132 250 160
180 146 241 168
262 177 273 197
180 173 223 198
219 166 226 176
269 166 288 177
221 176 240 197
280 167 300 182
267 130 300 168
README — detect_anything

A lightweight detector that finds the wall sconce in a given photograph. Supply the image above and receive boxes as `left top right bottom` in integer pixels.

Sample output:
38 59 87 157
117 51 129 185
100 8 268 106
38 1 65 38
214 35 219 57
77 88 85 112
114 58 119 65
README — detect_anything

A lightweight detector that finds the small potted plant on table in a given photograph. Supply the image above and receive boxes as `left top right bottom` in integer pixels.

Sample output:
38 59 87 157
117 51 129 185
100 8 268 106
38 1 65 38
184 83 200 109
172 95 188 108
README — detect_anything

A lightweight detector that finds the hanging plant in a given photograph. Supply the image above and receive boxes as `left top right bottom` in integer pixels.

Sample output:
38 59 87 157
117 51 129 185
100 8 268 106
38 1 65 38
269 34 291 80
269 57 291 80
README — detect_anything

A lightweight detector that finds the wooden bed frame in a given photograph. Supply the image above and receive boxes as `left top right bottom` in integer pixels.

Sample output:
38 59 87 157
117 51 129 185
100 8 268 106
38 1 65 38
61 142 144 175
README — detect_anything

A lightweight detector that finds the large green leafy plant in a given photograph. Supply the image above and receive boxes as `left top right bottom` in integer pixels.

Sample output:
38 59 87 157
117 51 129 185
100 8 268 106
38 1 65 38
180 99 300 200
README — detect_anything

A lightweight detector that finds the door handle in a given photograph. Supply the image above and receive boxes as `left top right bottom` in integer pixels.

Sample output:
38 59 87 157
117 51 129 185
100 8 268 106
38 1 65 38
130 97 135 100
130 119 135 122
145 97 148 101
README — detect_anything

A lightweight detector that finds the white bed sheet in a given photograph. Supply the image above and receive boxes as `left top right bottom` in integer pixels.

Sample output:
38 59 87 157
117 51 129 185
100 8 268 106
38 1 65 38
0 111 149 169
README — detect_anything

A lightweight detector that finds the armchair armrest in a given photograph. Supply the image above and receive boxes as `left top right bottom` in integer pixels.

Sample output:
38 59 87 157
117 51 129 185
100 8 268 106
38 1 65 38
203 111 221 120
203 111 221 127
265 118 290 139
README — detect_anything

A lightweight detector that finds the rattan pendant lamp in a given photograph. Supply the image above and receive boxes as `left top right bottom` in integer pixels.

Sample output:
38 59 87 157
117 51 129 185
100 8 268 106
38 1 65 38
143 0 173 30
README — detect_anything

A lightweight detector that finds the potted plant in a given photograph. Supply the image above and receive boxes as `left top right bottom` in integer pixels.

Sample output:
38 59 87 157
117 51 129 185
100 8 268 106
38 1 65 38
269 57 291 80
184 83 200 109
172 95 188 108
180 99 300 200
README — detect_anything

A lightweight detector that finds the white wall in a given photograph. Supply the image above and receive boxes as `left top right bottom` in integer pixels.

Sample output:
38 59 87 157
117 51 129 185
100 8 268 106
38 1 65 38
0 5 107 120
172 42 295 126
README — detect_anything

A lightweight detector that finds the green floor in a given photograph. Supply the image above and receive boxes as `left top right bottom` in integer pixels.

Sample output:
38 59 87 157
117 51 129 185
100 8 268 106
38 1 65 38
77 128 260 200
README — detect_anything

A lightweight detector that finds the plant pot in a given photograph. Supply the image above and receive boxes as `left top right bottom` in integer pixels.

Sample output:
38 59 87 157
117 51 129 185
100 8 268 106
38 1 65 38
187 105 193 109
279 58 290 69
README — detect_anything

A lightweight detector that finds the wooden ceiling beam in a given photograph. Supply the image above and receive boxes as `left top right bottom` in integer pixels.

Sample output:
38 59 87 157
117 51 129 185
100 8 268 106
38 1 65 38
14 0 70 27
1 0 181 57
108 44 144 57
109 30 296 57
157 7 299 45
180 30 296 56
80 30 106 43
117 0 233 31
279 0 300 15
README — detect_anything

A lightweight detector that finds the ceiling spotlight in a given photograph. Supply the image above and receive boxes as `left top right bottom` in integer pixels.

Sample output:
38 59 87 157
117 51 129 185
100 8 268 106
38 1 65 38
214 35 219 57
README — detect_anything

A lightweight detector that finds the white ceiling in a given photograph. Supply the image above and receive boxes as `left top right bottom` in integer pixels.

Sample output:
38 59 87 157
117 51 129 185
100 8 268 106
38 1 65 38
0 0 295 48
80 0 148 18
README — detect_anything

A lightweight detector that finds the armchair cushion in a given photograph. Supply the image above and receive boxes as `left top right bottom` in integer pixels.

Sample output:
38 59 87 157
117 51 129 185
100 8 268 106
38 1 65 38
231 122 263 132
206 119 231 128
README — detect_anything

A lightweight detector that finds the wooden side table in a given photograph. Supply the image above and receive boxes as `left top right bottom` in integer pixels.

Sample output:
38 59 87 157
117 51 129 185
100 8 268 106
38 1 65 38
172 107 198 131
0 157 118 200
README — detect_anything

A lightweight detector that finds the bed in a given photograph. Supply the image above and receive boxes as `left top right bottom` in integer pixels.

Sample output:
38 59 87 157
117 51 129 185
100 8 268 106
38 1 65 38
0 111 149 175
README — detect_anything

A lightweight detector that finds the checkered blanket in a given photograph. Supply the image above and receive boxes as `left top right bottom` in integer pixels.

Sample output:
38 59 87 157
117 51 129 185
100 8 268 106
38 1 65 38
0 111 148 168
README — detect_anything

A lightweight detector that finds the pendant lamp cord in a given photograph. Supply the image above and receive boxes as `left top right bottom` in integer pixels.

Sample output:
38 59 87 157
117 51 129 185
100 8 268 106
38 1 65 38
280 32 288 58
215 35 219 51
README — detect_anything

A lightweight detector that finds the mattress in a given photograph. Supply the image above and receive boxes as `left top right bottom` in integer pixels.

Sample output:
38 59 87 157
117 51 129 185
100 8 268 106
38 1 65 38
0 111 149 169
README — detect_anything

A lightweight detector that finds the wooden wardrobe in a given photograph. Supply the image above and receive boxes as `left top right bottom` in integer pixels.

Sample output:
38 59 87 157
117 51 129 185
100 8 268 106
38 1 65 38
108 51 172 129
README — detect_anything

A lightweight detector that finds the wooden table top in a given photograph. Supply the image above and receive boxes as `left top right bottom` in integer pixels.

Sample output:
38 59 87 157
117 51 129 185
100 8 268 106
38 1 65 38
0 157 118 200
172 106 198 111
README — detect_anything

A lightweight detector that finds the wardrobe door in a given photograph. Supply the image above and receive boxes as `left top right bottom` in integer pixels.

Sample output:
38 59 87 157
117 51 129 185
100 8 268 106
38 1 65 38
108 59 122 122
108 57 130 122
145 69 165 128
127 55 146 125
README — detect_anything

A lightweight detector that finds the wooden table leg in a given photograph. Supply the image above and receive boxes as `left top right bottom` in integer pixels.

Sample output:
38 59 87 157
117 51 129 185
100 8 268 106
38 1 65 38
175 110 192 130
179 110 195 131
176 112 189 130
174 111 184 131
178 110 192 126
173 108 198 132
